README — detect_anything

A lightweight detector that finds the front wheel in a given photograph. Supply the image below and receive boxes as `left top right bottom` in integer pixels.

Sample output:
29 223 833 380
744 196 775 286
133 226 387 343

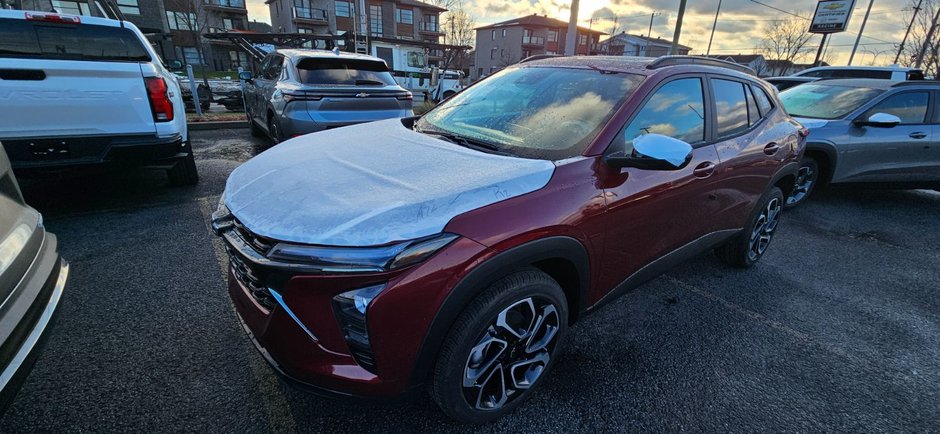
715 187 784 268
784 157 819 209
431 270 568 424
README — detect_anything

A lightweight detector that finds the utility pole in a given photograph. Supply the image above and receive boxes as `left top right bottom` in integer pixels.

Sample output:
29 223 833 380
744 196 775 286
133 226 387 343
706 0 722 56
648 11 656 37
670 0 687 55
813 34 828 66
848 0 875 65
895 0 923 64
565 0 580 56
916 4 940 68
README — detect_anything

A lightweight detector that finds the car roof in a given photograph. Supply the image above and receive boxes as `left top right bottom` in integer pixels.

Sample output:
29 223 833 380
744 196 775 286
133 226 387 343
798 65 920 73
518 55 757 80
803 78 929 90
766 77 817 82
274 48 387 62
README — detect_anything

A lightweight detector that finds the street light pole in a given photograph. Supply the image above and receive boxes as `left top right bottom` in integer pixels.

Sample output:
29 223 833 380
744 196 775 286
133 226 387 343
670 0 687 55
895 0 923 64
706 0 722 56
565 0 580 56
848 0 875 65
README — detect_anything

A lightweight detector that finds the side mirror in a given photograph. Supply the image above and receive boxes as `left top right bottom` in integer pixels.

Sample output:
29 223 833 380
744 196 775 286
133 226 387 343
855 112 901 128
167 60 183 70
605 133 694 170
238 71 253 82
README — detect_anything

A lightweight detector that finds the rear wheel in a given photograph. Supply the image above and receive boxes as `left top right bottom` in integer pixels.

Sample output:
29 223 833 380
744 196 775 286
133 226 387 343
268 116 283 144
716 187 783 268
431 270 568 424
167 152 199 186
784 157 819 209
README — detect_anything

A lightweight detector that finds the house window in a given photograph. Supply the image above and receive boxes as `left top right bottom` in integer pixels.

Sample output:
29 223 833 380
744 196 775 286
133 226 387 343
297 27 314 33
522 49 531 58
422 14 437 32
396 8 413 24
490 48 496 60
547 29 558 42
166 11 197 31
52 0 90 15
181 47 203 65
222 18 244 30
501 29 506 37
369 4 382 35
335 0 351 17
116 0 139 15
229 50 248 67
579 34 587 45
491 30 495 40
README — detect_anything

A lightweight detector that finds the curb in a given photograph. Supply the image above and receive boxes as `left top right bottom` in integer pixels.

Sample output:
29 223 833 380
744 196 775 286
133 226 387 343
187 120 248 130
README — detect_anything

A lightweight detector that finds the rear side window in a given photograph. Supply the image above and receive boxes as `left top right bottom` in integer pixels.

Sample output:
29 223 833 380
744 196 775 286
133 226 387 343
752 85 774 116
295 58 397 86
0 19 150 62
745 85 760 126
712 79 749 137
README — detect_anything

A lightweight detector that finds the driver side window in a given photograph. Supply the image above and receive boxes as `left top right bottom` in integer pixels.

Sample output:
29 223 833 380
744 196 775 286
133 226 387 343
621 78 705 154
862 92 928 124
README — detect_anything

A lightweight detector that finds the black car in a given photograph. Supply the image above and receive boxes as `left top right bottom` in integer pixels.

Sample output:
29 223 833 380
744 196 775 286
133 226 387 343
0 144 69 413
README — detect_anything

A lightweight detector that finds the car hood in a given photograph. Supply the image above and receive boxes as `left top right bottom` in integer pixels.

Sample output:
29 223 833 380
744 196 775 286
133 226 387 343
223 118 556 246
792 117 830 129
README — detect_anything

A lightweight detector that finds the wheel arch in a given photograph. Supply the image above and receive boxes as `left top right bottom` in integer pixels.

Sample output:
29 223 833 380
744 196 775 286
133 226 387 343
409 236 590 388
804 142 838 185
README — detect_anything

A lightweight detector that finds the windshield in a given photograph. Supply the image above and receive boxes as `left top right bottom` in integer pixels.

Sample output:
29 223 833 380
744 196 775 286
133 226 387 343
0 18 150 62
416 66 643 160
779 84 884 119
295 58 397 85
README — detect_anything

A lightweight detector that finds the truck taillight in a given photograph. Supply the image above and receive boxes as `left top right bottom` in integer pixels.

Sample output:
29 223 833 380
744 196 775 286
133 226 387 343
144 77 174 122
25 12 80 23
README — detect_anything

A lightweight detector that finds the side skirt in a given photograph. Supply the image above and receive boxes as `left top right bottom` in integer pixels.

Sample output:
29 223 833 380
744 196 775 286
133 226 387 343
587 229 741 313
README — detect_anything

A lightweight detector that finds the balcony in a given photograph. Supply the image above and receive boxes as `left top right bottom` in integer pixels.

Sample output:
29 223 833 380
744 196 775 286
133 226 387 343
293 6 328 24
203 0 246 10
418 21 442 34
522 35 545 47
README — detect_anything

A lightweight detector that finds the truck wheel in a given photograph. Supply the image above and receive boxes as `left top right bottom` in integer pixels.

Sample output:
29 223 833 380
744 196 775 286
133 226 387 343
442 91 455 100
167 152 199 186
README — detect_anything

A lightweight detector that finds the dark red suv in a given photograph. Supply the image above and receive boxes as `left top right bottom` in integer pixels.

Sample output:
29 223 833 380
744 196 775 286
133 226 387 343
212 56 805 423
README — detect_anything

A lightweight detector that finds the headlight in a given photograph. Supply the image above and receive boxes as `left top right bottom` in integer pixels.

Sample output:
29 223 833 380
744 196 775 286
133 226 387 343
266 233 458 273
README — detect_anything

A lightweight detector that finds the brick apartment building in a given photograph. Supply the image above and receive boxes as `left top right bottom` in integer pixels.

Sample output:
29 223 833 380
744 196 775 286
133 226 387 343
7 0 255 71
266 0 445 44
472 14 605 80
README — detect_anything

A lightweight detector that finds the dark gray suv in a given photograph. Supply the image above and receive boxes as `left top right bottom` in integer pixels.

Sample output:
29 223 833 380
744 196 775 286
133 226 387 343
241 49 414 143
778 79 940 207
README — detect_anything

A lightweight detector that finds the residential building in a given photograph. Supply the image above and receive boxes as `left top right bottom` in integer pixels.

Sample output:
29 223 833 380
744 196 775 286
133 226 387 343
706 54 769 76
472 14 605 80
266 0 445 42
599 32 691 58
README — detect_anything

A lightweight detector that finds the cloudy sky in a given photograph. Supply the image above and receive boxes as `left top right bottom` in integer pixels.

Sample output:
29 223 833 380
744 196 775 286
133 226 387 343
246 0 915 65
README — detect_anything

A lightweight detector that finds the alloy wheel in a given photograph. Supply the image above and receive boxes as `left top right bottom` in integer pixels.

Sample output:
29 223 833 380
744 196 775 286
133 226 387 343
786 164 817 206
462 297 560 411
748 196 782 261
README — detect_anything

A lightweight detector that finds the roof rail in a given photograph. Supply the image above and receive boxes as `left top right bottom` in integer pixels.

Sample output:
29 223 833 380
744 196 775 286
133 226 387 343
891 80 940 87
647 55 756 76
519 54 562 64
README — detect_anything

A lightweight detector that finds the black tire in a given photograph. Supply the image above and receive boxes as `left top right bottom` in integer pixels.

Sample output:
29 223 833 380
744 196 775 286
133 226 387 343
167 152 199 186
442 91 456 100
783 157 819 209
431 270 568 424
268 116 282 144
715 187 784 268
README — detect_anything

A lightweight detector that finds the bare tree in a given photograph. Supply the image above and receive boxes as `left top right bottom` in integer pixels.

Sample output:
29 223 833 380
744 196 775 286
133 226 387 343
439 8 474 71
165 0 212 80
759 15 816 75
897 0 940 77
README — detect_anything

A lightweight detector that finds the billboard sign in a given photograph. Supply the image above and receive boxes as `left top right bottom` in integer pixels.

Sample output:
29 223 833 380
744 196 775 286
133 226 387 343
809 0 857 34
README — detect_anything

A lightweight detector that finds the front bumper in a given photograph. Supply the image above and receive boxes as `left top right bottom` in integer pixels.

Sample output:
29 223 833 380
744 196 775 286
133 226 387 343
0 232 68 414
3 134 189 171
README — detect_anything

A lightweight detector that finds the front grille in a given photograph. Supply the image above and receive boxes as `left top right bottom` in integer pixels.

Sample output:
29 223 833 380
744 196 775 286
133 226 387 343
233 219 276 255
227 245 277 310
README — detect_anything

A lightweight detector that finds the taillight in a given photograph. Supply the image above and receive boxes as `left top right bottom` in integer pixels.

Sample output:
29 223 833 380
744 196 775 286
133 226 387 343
25 11 80 23
396 92 413 101
282 91 322 102
144 77 174 122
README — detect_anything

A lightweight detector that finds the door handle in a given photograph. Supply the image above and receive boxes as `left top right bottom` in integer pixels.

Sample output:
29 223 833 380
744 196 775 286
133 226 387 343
693 161 716 178
763 142 780 155
909 132 928 139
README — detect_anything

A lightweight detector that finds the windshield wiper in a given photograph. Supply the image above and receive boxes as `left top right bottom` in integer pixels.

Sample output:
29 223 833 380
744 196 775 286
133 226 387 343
415 126 509 155
355 79 385 85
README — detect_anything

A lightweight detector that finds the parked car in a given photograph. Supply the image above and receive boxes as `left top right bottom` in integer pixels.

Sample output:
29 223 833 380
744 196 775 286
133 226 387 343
0 10 197 185
777 79 940 207
766 76 818 91
791 65 924 81
212 56 805 423
241 49 414 142
0 144 69 414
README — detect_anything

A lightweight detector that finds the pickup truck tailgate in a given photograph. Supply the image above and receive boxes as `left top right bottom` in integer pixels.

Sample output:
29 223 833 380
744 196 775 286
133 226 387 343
0 16 156 139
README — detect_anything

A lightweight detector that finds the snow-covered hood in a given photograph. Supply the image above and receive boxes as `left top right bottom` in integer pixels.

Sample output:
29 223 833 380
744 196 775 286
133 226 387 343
792 117 830 129
223 118 556 246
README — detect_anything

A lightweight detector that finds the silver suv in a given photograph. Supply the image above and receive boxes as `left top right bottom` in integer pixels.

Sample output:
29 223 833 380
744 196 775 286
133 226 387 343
778 79 940 207
241 49 413 142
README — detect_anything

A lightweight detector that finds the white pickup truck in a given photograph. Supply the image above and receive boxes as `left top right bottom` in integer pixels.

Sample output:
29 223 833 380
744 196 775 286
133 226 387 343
0 10 197 185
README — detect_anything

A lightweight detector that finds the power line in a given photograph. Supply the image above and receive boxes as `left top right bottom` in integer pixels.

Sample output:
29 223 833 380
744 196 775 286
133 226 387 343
748 0 808 19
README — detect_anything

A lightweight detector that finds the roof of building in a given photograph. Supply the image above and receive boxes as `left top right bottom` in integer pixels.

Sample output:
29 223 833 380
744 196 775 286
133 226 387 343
397 0 447 12
600 32 691 50
476 13 606 35
706 54 763 64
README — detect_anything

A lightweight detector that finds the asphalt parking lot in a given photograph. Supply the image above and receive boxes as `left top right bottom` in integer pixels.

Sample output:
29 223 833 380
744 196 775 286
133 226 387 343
2 128 939 432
